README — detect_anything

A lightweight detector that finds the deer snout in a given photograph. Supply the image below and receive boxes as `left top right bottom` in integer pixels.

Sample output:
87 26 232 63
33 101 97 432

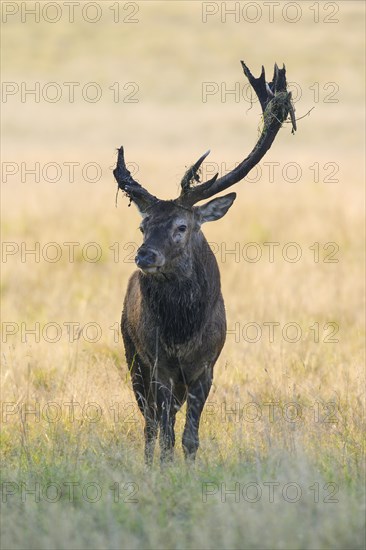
135 246 165 273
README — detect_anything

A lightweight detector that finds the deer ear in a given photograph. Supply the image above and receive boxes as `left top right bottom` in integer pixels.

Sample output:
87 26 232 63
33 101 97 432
196 192 236 224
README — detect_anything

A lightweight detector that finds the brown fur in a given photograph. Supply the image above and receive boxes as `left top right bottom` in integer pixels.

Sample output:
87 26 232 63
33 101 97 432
121 199 234 463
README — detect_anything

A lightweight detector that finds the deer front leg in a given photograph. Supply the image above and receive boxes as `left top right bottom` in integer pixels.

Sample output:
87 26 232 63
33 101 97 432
157 381 176 463
182 369 212 461
131 369 158 466
144 411 159 466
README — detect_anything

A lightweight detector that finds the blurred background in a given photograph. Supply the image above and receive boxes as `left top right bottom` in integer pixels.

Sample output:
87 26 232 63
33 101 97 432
2 0 364 372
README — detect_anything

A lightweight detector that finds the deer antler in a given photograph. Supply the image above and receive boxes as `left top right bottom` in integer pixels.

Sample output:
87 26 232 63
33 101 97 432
177 62 295 207
113 146 158 213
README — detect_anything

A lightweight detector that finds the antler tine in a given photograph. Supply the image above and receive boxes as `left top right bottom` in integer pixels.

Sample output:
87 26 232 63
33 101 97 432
177 62 295 207
113 147 158 212
180 150 211 192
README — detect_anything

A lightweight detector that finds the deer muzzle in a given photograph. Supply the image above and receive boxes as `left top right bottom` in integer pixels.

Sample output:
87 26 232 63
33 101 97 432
135 246 165 274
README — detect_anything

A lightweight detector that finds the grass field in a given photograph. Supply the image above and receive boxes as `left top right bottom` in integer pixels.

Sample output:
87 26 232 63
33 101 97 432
1 2 365 549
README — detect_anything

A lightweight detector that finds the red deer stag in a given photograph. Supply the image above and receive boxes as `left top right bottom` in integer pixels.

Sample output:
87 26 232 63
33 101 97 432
114 62 295 464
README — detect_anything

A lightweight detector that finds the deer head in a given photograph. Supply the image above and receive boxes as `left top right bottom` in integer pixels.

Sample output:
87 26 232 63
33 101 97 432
113 62 295 275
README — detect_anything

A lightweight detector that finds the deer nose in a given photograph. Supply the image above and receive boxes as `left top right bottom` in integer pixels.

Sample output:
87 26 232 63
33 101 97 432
135 246 163 269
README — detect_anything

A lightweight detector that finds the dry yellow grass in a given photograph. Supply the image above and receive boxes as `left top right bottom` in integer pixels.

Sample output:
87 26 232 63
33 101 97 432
1 2 365 549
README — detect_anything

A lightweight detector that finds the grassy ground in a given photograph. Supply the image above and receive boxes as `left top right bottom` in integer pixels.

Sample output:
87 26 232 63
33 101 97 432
1 2 365 549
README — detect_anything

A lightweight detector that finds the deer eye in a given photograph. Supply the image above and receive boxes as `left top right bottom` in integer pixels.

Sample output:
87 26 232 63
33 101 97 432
139 226 144 234
178 225 187 233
